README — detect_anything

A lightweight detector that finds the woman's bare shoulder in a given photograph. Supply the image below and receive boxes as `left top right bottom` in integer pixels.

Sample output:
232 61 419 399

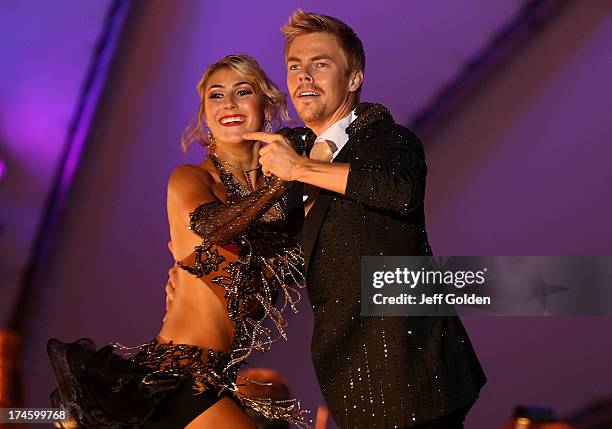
168 163 215 192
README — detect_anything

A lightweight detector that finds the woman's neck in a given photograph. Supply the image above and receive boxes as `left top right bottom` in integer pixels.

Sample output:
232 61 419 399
210 140 261 171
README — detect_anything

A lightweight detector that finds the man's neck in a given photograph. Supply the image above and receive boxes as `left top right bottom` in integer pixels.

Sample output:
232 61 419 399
307 100 357 136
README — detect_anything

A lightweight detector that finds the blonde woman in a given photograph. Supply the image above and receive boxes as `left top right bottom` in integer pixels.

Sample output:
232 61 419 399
48 54 311 429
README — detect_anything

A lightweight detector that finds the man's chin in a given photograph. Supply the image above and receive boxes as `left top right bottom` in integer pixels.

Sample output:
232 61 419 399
296 107 324 125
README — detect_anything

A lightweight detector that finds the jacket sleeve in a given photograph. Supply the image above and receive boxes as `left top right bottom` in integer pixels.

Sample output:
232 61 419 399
344 126 426 215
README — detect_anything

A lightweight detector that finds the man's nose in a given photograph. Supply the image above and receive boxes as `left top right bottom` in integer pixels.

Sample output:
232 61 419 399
298 68 313 83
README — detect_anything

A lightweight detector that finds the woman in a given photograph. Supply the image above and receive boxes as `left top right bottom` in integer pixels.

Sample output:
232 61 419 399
48 54 313 429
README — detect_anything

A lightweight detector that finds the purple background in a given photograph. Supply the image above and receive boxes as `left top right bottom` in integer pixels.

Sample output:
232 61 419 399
1 1 611 428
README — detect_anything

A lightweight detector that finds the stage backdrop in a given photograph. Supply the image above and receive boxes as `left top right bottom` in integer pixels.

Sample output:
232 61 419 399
1 1 610 428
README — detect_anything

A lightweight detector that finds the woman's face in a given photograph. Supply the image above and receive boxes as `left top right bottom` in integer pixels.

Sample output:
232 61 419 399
204 67 265 145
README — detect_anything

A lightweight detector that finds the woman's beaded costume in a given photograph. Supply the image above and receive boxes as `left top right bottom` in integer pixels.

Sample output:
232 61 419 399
47 128 315 428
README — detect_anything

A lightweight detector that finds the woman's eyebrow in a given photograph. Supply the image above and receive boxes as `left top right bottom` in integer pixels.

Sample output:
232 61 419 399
207 82 252 91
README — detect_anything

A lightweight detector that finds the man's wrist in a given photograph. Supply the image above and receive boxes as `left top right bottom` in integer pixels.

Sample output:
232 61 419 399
291 156 311 182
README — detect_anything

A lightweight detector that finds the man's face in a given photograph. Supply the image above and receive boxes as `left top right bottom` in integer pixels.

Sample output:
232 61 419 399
286 32 356 130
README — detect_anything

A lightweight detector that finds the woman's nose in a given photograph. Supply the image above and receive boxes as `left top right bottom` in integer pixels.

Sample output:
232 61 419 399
224 96 238 109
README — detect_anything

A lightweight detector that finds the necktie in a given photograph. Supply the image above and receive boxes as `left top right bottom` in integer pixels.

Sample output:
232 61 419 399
310 138 336 162
304 139 336 215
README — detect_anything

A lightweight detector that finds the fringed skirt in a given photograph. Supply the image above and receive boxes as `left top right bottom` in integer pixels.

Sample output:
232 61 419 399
48 337 307 428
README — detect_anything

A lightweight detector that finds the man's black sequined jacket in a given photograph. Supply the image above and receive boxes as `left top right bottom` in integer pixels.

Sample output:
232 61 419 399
302 102 487 429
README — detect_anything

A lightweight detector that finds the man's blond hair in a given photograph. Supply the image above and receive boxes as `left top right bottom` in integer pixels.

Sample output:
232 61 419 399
281 10 365 79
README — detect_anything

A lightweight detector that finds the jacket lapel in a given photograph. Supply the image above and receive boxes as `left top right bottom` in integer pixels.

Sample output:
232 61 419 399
302 130 355 271
301 102 391 271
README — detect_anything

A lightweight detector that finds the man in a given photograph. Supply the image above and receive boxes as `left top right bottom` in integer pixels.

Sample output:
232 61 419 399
245 10 487 429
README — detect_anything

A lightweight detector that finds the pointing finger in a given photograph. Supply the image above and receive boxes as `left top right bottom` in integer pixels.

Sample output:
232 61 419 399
243 132 281 143
259 144 273 157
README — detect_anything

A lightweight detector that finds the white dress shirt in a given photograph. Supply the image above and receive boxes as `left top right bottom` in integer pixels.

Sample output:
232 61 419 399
315 110 357 160
303 110 357 204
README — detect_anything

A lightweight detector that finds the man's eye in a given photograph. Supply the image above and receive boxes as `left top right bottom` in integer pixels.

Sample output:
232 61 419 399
316 63 328 68
237 89 253 96
289 64 300 71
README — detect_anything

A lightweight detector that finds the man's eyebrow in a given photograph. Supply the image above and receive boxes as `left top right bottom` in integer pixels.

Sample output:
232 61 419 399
287 55 334 63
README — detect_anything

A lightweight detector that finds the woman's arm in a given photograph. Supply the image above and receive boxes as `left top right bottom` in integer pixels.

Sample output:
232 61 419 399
168 164 292 248
187 177 290 246
167 162 292 278
166 164 217 255
170 128 310 249
168 128 310 276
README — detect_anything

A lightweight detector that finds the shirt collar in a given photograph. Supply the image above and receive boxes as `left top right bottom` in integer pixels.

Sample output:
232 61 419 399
316 110 357 160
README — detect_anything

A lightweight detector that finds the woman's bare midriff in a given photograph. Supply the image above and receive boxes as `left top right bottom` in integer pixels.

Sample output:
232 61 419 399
154 162 270 427
159 161 238 353
158 265 234 352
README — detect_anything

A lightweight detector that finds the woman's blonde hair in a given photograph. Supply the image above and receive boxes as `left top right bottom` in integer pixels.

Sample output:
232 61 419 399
181 54 289 151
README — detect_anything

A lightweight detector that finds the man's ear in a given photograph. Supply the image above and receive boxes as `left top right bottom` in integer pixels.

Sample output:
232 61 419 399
348 70 364 93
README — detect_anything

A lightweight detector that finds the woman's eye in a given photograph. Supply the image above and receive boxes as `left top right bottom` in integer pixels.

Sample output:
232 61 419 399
237 89 253 96
209 93 223 99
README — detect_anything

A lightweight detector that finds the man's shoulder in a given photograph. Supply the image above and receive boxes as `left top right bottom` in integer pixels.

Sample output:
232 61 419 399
388 123 420 141
369 121 422 147
355 102 421 143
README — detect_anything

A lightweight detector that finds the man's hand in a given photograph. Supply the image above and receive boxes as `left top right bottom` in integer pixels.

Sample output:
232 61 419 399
244 131 303 181
315 404 329 429
163 265 178 322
